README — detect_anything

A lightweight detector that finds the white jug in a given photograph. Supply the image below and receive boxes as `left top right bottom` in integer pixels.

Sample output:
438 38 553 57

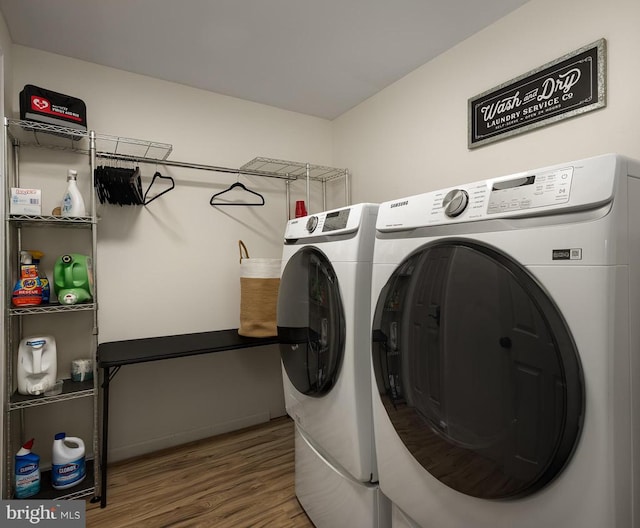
17 336 57 395
52 432 86 490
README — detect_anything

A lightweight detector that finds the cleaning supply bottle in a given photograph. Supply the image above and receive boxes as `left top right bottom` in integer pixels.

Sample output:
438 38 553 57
17 335 57 395
12 251 42 307
61 169 86 217
52 433 86 490
15 438 41 498
53 254 94 305
28 250 50 304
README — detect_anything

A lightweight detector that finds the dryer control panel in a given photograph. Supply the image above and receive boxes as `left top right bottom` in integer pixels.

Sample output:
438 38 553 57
377 154 621 232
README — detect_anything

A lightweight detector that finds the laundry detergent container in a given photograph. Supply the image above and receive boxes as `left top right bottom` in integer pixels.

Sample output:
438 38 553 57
53 254 94 305
17 336 57 395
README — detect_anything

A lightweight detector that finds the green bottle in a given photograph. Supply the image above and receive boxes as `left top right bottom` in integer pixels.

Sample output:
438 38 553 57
53 254 94 305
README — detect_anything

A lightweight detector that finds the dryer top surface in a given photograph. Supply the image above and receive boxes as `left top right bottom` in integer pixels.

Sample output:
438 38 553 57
282 202 379 262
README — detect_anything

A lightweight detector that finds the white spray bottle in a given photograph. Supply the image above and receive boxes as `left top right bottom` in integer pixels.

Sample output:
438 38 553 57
61 169 86 217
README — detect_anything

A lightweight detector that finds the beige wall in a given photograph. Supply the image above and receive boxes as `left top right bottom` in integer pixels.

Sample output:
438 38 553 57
334 0 640 203
8 46 334 462
10 45 333 340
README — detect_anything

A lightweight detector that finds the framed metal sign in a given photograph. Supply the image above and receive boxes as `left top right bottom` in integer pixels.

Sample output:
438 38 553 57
468 39 606 148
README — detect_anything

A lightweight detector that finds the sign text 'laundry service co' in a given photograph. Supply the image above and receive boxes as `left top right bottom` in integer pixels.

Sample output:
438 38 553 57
468 39 606 148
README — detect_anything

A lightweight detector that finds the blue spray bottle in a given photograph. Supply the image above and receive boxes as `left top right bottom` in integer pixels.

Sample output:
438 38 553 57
15 438 40 498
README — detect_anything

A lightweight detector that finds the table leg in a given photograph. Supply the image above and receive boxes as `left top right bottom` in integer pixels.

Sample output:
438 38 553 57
100 366 111 508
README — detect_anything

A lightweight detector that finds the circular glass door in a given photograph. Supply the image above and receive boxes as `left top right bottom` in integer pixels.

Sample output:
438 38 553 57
371 240 584 499
278 247 345 397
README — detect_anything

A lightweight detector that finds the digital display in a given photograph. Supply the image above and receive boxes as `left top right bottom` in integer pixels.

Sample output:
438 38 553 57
323 209 350 232
492 175 536 191
486 167 573 215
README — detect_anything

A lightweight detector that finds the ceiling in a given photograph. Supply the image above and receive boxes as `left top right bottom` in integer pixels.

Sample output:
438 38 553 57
0 0 530 120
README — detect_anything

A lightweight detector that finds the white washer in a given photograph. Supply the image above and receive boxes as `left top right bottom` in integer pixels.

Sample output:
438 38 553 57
278 203 390 528
370 154 640 528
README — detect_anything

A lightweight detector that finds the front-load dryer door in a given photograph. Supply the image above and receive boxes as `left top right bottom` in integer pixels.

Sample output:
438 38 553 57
372 240 584 499
278 247 346 397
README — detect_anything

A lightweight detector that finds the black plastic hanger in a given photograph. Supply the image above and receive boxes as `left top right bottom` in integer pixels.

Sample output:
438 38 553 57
95 167 175 206
143 171 175 205
94 165 143 206
209 181 265 206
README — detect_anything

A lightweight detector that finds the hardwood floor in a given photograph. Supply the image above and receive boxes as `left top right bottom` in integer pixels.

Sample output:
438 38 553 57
86 416 314 527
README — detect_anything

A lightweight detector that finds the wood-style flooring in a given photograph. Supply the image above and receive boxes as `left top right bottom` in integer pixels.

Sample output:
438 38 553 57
86 416 314 527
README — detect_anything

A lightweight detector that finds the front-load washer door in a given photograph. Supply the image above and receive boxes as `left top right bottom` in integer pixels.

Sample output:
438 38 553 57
278 247 346 397
372 240 584 499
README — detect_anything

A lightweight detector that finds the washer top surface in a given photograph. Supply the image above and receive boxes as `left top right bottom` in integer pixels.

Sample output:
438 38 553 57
285 202 378 240
376 154 630 233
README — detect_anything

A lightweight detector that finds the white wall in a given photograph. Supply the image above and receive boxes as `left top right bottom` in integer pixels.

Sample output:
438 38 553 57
334 0 640 203
9 46 334 461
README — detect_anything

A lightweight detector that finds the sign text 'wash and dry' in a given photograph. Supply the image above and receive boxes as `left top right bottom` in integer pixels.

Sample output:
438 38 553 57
468 39 606 148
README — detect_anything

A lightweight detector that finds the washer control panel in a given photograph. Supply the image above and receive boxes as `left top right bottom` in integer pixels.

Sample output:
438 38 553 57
301 208 351 234
377 154 620 232
321 208 351 232
285 203 378 241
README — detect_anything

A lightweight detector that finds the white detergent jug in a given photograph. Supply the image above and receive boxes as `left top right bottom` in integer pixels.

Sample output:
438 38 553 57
52 433 86 490
17 336 57 395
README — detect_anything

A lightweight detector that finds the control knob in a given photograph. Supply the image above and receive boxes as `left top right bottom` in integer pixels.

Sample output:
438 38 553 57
306 216 319 233
442 189 469 217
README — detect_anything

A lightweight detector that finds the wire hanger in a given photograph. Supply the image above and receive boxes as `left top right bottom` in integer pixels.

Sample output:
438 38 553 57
143 171 175 205
209 178 265 207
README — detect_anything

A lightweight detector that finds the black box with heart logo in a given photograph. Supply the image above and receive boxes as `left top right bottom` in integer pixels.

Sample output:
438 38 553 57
19 84 87 133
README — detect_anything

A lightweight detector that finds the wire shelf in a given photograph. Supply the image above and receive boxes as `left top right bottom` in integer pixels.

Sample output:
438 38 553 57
9 302 97 316
6 120 348 185
240 157 347 182
8 214 94 228
9 380 95 410
6 119 173 161
95 133 173 160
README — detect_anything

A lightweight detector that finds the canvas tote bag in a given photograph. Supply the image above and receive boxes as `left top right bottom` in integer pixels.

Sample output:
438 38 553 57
238 240 281 337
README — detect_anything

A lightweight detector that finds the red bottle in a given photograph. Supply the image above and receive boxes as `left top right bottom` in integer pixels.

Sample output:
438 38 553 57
295 200 307 218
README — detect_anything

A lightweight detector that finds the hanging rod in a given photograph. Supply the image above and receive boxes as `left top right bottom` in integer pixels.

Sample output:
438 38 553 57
96 152 297 181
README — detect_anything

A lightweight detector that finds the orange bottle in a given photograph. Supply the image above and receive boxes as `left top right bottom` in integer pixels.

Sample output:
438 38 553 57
12 251 42 307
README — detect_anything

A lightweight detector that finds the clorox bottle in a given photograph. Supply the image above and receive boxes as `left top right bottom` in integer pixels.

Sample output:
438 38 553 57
51 433 86 490
15 438 40 498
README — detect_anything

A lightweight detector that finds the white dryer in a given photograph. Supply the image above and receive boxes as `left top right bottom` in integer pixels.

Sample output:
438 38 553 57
278 203 390 528
370 154 640 528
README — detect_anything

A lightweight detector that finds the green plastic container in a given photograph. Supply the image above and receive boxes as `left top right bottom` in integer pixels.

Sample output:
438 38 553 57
53 254 94 305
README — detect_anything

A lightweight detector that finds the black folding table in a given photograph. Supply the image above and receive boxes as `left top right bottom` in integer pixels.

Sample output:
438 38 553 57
96 329 279 508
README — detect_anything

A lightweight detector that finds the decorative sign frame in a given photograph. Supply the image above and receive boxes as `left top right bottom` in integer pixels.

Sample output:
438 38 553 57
468 39 606 148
